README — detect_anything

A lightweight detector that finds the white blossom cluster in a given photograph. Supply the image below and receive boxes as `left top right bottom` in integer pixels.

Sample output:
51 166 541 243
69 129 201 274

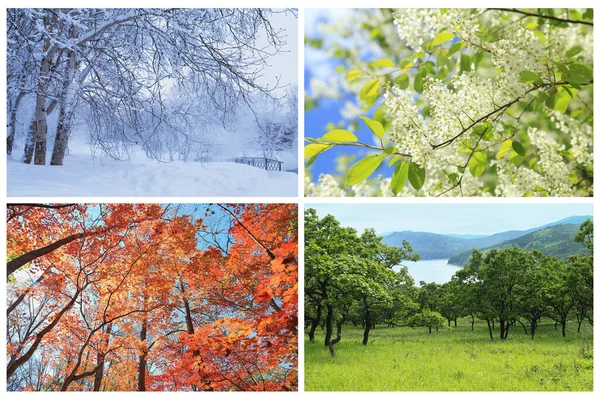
380 8 593 197
305 9 593 197
305 174 346 197
392 8 476 52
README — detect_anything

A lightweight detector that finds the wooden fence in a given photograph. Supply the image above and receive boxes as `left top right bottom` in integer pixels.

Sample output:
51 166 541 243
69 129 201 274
234 157 283 172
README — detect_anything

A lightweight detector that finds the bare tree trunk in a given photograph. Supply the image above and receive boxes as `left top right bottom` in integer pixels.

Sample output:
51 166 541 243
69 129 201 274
93 324 112 391
362 307 371 346
22 119 37 164
137 317 147 391
24 11 59 165
180 280 213 391
51 23 79 166
7 91 25 155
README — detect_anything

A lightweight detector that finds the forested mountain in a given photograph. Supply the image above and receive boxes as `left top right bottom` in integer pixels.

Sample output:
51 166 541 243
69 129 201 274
382 231 467 259
448 224 590 266
382 216 592 261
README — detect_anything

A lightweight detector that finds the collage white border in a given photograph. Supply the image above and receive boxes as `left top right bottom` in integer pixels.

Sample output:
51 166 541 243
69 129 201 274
1 0 598 398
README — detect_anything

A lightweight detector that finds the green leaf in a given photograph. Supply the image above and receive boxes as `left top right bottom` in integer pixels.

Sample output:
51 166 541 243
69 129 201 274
360 79 381 101
566 46 583 58
519 70 542 84
448 41 465 56
473 52 484 69
359 116 385 139
305 154 318 168
346 154 384 187
432 32 455 47
569 64 593 81
372 105 386 123
436 52 449 69
554 87 578 114
545 94 556 109
472 122 490 135
347 70 363 81
510 155 525 166
391 162 409 195
383 146 396 155
468 152 487 177
304 143 330 158
394 74 410 90
388 155 402 167
414 73 424 93
304 137 323 144
512 141 525 157
321 129 358 143
399 58 414 72
583 9 593 20
408 162 426 190
460 54 471 73
371 58 394 68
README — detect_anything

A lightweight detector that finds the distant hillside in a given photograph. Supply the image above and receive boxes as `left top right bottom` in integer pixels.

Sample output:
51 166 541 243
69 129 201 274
444 234 487 240
447 224 590 266
382 231 467 259
382 229 527 260
382 216 592 262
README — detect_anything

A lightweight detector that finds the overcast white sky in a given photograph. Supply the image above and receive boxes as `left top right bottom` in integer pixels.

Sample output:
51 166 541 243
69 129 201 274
256 9 298 94
309 203 593 236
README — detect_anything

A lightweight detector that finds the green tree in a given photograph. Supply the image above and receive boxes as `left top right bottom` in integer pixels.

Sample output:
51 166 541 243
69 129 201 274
409 309 446 334
569 219 593 331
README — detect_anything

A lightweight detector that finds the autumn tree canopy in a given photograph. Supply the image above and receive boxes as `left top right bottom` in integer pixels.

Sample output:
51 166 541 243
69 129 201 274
7 203 298 391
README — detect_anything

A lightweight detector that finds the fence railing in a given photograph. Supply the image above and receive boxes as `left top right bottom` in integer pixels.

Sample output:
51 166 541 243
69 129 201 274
234 157 283 172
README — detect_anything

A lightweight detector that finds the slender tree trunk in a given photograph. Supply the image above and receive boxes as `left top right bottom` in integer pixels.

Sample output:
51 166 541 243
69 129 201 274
308 304 321 343
7 91 25 155
499 320 505 340
471 315 475 331
51 23 79 166
328 321 342 357
561 317 567 337
137 317 147 391
362 308 371 346
486 319 494 340
454 318 457 328
324 305 333 347
24 11 59 165
93 324 112 391
180 280 213 391
23 119 37 164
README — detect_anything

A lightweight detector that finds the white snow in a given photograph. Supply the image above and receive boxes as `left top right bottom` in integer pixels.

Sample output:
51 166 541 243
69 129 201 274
7 153 297 197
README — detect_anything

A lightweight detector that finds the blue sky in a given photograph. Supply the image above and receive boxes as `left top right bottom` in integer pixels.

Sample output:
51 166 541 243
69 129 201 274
309 203 593 235
304 9 392 179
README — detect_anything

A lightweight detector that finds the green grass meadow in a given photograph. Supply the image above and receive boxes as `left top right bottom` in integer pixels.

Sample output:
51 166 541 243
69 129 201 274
304 319 593 391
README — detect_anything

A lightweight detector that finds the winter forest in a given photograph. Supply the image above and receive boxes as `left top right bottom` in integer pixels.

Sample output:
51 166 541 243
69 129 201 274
7 203 298 391
7 9 298 196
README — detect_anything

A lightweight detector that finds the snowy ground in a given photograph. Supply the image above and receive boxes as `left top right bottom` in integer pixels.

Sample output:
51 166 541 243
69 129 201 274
7 154 297 197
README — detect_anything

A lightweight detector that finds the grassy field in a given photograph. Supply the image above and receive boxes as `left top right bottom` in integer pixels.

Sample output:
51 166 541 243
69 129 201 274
305 318 593 391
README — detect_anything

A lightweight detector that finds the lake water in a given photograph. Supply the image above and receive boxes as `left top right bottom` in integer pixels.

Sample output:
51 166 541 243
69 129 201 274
395 259 462 284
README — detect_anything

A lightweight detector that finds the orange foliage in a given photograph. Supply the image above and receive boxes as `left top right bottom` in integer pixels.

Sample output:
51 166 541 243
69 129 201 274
6 203 298 391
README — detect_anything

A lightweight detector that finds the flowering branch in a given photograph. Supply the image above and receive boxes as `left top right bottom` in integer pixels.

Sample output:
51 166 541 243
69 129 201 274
488 8 593 27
